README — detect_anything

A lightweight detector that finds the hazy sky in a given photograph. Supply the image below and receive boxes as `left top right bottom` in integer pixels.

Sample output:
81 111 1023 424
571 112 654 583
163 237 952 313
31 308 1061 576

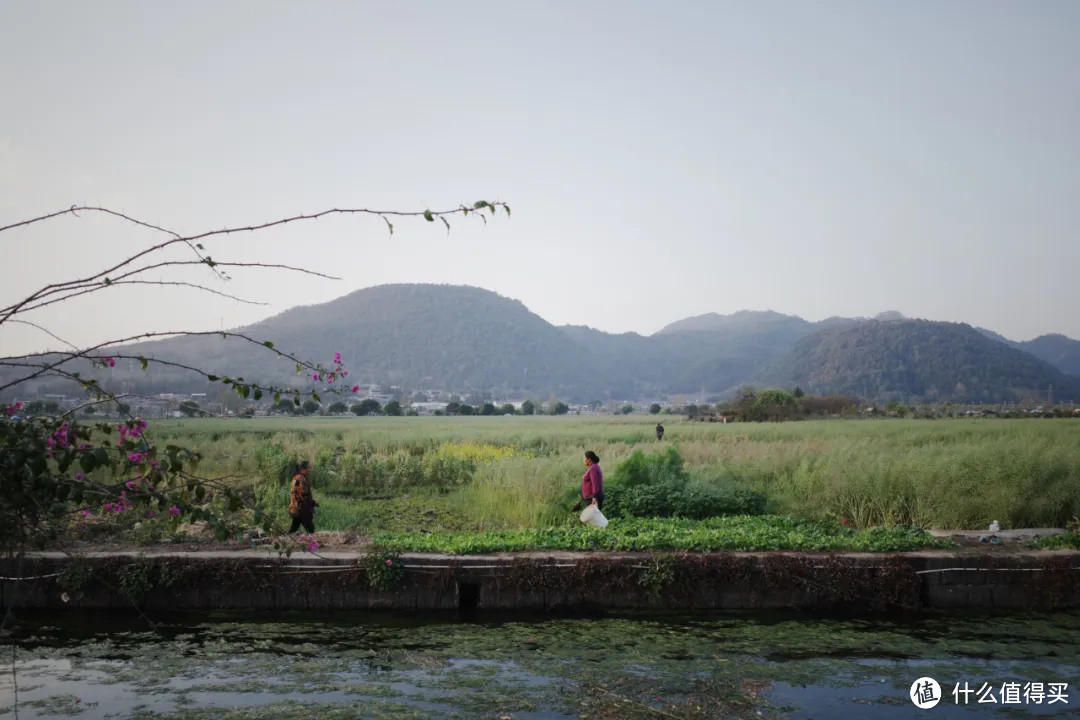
2 1 1078 355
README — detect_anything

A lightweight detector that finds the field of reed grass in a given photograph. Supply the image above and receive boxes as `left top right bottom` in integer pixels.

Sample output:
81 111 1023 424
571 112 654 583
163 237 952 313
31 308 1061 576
143 415 1080 532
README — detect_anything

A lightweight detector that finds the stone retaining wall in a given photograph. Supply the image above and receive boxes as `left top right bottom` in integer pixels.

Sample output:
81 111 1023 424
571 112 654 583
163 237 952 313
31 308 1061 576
3 550 1078 613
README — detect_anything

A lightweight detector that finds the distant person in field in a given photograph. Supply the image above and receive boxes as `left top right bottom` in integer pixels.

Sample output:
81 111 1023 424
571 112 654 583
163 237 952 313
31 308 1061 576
288 460 318 534
656 423 665 441
573 450 604 512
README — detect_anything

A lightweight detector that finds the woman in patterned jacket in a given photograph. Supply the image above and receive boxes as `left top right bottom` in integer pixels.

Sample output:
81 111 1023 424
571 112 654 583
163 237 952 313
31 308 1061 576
288 460 318 534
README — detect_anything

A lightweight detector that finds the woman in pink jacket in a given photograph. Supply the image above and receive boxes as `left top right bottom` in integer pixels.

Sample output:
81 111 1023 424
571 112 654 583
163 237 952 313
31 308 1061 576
575 450 604 511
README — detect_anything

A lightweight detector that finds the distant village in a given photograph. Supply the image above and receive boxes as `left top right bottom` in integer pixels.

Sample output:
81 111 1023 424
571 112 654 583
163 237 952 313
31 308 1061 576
12 383 1079 421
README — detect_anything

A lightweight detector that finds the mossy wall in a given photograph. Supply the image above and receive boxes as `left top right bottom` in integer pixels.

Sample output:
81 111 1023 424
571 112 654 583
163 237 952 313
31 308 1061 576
3 551 1079 613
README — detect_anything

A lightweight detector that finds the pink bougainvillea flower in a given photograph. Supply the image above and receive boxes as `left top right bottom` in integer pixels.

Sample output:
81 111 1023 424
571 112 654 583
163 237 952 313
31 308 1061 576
312 373 320 381
333 352 342 363
306 541 318 552
80 509 91 517
385 559 393 567
14 401 23 410
75 473 84 480
169 505 180 516
351 385 360 393
147 511 157 518
327 373 335 383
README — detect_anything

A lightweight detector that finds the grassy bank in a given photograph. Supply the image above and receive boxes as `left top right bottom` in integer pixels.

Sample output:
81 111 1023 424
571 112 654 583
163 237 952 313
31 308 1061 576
136 416 1080 532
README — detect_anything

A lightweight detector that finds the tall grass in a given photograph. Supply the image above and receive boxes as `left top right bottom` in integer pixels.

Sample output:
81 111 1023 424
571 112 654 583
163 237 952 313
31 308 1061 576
449 455 581 529
151 416 1080 530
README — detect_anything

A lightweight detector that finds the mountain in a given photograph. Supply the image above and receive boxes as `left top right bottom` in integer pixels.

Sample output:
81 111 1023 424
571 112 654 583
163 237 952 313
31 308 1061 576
975 328 1080 377
5 284 1078 403
1016 334 1080 377
758 319 1080 403
976 326 1019 347
566 309 817 396
100 284 612 399
657 310 812 337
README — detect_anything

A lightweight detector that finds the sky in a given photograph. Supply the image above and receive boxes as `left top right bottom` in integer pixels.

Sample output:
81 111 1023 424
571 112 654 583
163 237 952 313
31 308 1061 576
2 0 1079 355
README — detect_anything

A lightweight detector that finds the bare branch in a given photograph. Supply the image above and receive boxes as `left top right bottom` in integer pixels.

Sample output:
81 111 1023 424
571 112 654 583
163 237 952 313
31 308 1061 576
0 202 507 326
0 328 344 395
105 281 267 306
0 205 180 238
7 319 81 352
6 260 335 318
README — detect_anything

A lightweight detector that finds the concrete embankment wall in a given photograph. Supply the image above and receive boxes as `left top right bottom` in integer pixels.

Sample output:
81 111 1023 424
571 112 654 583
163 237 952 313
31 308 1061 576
3 550 1079 613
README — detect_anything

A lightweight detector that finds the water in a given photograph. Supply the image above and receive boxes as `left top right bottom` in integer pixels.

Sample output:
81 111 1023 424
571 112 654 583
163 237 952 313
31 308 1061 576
1 610 1078 719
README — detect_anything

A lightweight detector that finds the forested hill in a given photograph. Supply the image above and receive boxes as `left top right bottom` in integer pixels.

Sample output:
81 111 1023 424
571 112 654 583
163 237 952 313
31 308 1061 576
5 284 1078 403
759 319 1080 403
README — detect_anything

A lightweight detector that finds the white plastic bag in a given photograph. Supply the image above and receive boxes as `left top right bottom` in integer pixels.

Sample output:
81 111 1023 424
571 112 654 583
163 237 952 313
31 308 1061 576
579 503 609 528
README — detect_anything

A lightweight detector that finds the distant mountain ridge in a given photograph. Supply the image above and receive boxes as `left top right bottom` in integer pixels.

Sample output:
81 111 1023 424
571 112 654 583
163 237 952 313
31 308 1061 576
4 284 1077 403
975 329 1080 377
758 319 1079 403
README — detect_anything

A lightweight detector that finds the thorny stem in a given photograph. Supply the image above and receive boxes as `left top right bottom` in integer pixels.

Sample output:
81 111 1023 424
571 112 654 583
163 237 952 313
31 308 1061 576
0 202 507 325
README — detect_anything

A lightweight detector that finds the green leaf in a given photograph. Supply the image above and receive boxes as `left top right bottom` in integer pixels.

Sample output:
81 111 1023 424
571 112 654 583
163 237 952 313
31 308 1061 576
195 243 204 250
263 340 274 349
423 210 434 222
139 356 148 370
254 388 263 401
312 392 320 404
504 204 511 216
195 485 206 502
207 374 219 382
104 277 112 286
273 392 281 404
440 216 451 234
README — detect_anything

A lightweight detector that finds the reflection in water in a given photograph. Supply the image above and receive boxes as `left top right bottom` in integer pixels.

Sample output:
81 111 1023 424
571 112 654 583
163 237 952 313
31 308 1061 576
0 610 1077 719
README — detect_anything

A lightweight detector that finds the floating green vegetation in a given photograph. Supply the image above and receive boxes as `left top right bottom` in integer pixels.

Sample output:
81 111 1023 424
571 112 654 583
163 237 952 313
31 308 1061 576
6 610 1080 719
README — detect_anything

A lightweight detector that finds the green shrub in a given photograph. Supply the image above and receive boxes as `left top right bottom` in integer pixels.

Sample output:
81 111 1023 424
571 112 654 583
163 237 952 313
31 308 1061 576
603 447 765 519
58 558 93 601
678 484 766 518
254 442 295 484
1030 532 1080 550
117 559 154 599
374 515 949 554
363 547 405 589
611 481 765 519
612 447 686 488
335 451 474 492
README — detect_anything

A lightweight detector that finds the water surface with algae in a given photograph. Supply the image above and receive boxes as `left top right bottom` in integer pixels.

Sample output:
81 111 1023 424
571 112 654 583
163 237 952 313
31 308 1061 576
2 610 1078 719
